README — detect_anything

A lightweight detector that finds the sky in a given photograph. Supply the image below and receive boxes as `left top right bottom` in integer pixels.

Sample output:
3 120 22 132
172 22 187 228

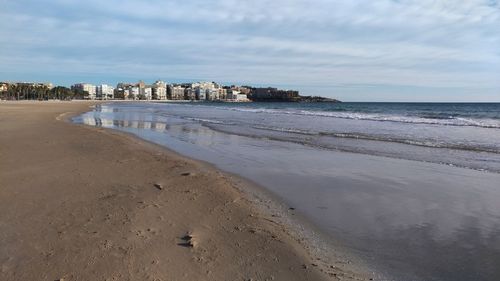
1 0 499 101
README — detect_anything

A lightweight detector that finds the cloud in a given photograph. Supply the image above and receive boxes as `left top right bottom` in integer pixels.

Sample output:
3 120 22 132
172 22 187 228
0 0 499 101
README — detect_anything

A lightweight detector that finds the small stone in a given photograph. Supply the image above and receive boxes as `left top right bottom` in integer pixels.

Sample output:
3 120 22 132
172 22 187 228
154 183 163 190
181 172 191 176
180 233 197 247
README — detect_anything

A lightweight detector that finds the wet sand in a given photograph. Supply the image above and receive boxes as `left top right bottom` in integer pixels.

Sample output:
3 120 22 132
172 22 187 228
0 101 369 281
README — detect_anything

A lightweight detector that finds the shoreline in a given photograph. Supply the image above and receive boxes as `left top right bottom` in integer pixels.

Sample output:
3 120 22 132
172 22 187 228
0 100 371 280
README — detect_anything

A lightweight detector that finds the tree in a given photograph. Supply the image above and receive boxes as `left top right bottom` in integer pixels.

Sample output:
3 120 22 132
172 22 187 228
114 89 125 100
72 88 88 100
50 86 75 100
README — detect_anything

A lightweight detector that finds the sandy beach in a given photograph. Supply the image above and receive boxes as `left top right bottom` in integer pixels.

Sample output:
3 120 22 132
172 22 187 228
0 101 367 281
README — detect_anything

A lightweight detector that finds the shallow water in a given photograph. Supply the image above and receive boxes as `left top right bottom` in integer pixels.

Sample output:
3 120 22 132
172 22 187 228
75 102 500 281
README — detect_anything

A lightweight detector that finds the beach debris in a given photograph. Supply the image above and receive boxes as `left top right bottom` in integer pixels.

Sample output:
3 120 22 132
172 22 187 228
181 172 191 176
154 183 163 190
289 207 295 210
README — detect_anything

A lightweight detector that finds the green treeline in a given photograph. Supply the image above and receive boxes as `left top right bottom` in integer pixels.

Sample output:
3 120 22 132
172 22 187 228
1 84 88 100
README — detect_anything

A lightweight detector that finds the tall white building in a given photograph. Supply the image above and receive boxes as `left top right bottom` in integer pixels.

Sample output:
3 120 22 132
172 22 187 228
206 88 220 100
170 86 185 100
144 87 152 100
129 87 140 100
152 80 167 100
192 82 217 100
196 88 208 100
96 84 114 100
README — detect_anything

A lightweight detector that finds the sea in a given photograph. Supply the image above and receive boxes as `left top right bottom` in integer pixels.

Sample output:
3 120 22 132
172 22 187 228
74 102 500 281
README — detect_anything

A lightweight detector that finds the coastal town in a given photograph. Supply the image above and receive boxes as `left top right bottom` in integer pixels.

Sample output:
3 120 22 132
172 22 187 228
0 80 338 102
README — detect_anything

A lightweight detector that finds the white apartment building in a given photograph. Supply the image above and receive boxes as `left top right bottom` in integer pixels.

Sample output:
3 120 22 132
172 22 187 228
192 82 217 100
227 89 250 102
218 88 227 100
96 84 114 100
144 87 152 100
206 88 220 101
170 86 185 100
195 87 206 100
153 80 167 100
129 87 140 100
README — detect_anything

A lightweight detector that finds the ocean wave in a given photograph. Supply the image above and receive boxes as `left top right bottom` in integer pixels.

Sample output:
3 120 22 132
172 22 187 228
184 117 227 124
245 124 500 154
318 132 500 154
251 125 317 135
155 111 230 125
226 107 500 129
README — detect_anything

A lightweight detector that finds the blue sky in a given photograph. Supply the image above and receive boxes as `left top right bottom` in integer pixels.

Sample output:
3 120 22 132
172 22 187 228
1 0 499 101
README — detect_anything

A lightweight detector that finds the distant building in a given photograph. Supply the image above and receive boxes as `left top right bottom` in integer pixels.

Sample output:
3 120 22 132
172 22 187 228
0 82 8 92
195 87 206 100
233 86 251 95
115 82 134 100
227 89 250 102
71 83 96 100
144 87 152 100
206 88 220 101
168 85 185 100
152 80 167 100
184 87 196 100
116 81 155 100
218 88 227 100
192 82 218 100
96 84 114 100
130 87 140 100
116 82 134 89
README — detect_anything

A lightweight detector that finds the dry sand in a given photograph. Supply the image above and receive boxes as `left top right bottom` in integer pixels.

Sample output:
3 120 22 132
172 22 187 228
0 101 369 281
